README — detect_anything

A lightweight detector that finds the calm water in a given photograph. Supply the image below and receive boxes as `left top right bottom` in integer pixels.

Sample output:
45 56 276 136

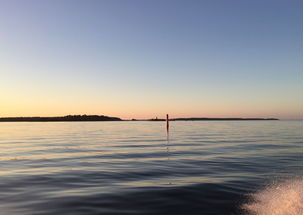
0 121 303 215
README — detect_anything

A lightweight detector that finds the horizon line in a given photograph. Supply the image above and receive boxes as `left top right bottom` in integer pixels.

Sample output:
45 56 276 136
0 114 288 122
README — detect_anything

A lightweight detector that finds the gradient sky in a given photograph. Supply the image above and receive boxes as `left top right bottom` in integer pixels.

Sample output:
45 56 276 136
1 0 302 119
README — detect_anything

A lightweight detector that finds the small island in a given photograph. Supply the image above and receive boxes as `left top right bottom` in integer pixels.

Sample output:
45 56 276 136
0 115 122 122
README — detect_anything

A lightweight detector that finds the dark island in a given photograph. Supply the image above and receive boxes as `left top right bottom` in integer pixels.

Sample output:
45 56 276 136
0 115 122 122
172 117 279 121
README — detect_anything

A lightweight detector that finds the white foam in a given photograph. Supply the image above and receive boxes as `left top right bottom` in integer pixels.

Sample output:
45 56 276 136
242 178 303 215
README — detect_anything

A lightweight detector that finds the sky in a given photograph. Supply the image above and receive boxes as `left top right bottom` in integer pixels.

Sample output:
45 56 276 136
0 0 302 119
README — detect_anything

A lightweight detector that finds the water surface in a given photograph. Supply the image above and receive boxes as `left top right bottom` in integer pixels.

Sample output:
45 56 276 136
0 121 303 214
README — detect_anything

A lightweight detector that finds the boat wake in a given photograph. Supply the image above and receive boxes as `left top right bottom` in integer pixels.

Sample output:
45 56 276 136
242 178 303 215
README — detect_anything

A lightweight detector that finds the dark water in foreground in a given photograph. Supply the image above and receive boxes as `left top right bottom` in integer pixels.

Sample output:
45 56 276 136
0 121 303 215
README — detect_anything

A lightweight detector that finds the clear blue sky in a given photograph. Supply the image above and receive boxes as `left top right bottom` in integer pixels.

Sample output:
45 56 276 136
1 0 302 119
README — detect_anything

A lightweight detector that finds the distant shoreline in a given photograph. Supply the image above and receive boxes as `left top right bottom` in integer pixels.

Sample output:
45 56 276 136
0 115 122 122
0 115 279 122
147 117 279 121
